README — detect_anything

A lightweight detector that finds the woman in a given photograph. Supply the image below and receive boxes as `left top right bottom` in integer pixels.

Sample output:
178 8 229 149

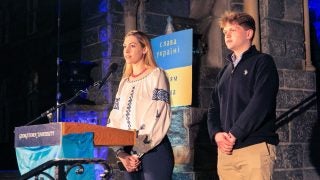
107 30 174 180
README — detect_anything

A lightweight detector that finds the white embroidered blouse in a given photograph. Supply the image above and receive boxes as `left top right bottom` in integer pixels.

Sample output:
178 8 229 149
107 67 171 155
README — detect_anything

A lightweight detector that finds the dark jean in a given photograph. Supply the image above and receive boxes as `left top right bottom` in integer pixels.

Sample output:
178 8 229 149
123 135 174 180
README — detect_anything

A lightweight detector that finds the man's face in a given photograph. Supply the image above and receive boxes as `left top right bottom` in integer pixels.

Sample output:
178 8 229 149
222 22 252 53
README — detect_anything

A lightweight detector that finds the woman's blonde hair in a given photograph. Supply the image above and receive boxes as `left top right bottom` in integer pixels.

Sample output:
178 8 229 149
122 30 157 78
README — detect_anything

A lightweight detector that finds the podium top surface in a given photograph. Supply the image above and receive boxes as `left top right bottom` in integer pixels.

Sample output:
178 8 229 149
14 122 136 147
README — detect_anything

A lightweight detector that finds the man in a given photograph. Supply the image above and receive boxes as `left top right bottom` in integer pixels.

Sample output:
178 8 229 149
207 11 279 180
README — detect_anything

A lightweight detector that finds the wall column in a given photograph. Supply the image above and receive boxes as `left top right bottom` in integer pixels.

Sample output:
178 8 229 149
120 0 140 33
303 0 316 71
243 0 261 51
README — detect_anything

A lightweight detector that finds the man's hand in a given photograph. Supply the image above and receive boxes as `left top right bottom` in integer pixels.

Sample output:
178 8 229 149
228 132 236 144
117 152 141 172
214 132 235 155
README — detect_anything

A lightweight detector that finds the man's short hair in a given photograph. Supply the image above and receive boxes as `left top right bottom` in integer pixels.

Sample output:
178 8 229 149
219 11 256 40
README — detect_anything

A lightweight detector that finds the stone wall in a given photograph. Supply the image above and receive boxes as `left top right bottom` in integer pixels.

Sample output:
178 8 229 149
79 0 320 179
259 0 319 179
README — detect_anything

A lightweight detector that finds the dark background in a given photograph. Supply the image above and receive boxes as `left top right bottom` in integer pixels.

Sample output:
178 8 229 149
0 0 81 170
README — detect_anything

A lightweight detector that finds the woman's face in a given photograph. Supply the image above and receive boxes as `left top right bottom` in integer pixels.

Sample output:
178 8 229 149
123 35 146 65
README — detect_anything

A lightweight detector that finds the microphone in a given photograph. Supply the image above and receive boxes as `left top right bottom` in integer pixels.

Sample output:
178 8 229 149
98 63 118 89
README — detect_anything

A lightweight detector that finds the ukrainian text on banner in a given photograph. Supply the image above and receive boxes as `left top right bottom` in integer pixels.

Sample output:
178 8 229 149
151 29 193 107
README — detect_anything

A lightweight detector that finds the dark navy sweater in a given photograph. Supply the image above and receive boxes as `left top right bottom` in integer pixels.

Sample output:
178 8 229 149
207 46 279 149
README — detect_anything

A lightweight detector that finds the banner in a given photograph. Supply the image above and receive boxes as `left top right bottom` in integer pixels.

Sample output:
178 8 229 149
151 29 193 107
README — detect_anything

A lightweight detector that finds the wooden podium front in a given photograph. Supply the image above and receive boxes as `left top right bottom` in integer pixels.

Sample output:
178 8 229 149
60 122 136 146
14 122 136 148
14 122 135 179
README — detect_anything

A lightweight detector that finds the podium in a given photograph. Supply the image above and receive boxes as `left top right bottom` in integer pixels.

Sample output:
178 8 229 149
14 122 135 180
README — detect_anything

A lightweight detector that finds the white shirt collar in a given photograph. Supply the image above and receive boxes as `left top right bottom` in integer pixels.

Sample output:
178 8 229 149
231 53 243 67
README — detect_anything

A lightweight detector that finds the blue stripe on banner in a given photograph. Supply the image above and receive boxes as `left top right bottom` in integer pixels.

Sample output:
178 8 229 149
151 29 193 70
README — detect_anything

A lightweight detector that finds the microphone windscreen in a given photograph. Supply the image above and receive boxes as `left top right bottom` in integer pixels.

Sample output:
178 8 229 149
109 63 118 72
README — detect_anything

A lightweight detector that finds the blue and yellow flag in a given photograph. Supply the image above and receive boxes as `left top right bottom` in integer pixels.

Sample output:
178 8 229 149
151 29 193 107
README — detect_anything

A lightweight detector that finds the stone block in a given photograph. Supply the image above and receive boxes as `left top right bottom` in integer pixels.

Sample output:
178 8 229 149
111 24 125 40
169 107 188 146
82 16 106 31
145 0 190 17
273 169 303 180
64 104 111 125
174 164 194 172
284 0 303 22
172 172 194 180
278 70 284 88
82 28 99 47
303 144 312 168
266 20 304 41
188 123 200 149
276 90 315 109
275 117 289 142
109 169 126 180
184 108 208 147
291 111 317 142
111 39 123 57
185 107 207 128
145 13 167 35
304 169 320 180
199 67 219 89
273 56 303 70
266 0 284 19
110 0 124 12
173 145 192 165
282 70 316 90
275 144 303 169
82 0 108 19
199 87 213 108
111 12 124 24
82 42 109 61
170 107 214 166
98 25 110 43
264 38 286 57
286 41 305 59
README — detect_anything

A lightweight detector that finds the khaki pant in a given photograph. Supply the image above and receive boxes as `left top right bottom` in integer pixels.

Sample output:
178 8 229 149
217 142 276 180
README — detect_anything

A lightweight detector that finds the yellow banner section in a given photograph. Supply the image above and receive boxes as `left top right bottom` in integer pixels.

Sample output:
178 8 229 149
165 66 192 107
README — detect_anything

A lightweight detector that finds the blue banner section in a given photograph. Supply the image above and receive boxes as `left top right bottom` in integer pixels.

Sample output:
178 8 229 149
151 29 193 70
14 123 61 147
16 132 95 179
16 145 60 176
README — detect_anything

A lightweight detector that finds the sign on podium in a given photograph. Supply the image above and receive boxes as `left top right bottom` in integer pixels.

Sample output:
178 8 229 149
14 122 135 179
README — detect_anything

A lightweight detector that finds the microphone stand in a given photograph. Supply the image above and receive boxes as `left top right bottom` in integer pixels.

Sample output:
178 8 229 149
25 80 105 126
56 0 62 122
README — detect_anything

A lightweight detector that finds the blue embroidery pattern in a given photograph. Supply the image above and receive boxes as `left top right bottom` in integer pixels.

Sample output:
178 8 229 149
152 88 169 103
113 98 120 110
126 86 135 129
143 135 151 144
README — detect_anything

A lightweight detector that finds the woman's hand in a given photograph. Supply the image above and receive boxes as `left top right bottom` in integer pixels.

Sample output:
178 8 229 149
118 152 141 172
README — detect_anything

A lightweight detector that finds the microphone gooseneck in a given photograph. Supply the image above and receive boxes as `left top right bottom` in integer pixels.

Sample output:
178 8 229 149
98 63 118 89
